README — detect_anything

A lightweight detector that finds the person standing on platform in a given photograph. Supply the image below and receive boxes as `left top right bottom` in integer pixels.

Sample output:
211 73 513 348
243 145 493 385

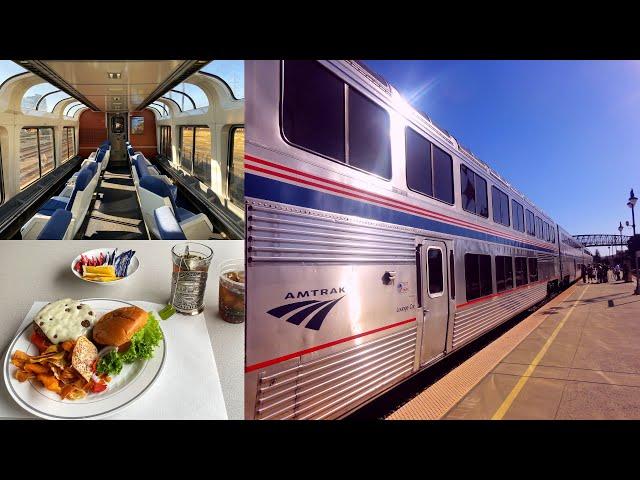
582 264 587 283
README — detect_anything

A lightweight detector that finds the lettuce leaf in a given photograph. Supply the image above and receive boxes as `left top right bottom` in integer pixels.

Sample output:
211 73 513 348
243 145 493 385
95 313 163 376
96 350 123 376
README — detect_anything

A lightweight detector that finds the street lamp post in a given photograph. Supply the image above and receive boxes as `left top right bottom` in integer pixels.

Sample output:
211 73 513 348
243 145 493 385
628 189 639 295
619 221 624 265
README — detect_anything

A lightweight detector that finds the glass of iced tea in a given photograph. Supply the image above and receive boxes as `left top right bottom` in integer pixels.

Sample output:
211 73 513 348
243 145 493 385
170 242 213 315
219 259 245 323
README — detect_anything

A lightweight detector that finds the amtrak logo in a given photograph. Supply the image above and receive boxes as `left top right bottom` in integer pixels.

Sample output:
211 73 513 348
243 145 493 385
267 295 345 331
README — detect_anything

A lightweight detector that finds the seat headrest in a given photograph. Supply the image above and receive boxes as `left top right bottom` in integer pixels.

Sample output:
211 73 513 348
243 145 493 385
140 175 173 199
154 206 187 240
36 209 73 240
96 149 106 163
67 167 93 211
86 161 98 177
135 155 150 178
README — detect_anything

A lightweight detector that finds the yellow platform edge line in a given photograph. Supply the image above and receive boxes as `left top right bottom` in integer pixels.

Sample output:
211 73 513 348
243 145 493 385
491 285 589 420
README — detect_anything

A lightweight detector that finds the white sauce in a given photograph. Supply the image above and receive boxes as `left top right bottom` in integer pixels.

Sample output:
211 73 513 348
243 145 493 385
34 298 97 344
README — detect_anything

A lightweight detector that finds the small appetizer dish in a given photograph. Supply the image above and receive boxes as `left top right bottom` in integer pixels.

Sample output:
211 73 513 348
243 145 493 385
71 248 139 285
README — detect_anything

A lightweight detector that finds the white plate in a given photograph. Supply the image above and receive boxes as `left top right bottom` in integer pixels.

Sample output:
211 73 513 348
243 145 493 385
71 248 140 286
3 299 166 420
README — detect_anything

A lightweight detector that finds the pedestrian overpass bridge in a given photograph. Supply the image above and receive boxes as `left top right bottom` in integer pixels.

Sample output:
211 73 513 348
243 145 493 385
573 234 631 247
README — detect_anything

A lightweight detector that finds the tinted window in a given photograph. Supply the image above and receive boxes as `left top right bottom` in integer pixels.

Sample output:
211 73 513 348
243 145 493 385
535 217 543 239
160 126 172 159
465 253 493 301
528 258 538 282
492 186 510 226
348 88 391 179
461 165 488 217
228 126 244 209
428 248 444 295
38 128 55 175
433 145 453 203
406 128 433 197
515 257 528 286
512 200 525 232
282 60 345 162
496 256 514 292
62 127 75 163
526 209 536 236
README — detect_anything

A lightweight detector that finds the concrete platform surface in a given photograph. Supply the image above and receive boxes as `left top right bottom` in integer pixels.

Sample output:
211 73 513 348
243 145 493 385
388 279 640 420
445 280 640 419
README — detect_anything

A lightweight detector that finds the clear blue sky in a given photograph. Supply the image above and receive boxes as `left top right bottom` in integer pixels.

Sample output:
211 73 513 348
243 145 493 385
364 60 640 245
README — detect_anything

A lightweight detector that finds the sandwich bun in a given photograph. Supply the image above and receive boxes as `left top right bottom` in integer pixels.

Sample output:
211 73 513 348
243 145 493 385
92 306 148 347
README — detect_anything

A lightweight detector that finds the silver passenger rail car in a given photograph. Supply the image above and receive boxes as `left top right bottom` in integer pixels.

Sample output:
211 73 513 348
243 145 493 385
245 60 586 420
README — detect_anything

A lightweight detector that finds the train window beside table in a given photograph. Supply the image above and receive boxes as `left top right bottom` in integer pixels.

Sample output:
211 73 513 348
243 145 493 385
526 209 535 236
495 256 514 292
282 60 391 180
427 247 444 296
492 186 510 227
464 253 492 301
512 200 525 232
406 128 453 204
528 258 538 282
19 127 55 190
460 165 488 218
515 257 528 286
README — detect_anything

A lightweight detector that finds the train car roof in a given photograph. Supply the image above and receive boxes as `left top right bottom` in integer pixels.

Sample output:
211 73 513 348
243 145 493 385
346 60 559 227
14 60 210 112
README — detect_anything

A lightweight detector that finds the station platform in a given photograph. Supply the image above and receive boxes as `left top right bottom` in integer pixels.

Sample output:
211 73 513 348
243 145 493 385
388 279 640 420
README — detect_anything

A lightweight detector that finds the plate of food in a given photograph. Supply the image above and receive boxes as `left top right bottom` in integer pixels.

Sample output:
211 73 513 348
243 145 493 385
71 248 139 285
3 298 165 420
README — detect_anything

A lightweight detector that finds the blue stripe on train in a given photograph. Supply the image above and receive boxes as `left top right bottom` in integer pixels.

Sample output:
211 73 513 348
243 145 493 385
246 173 556 254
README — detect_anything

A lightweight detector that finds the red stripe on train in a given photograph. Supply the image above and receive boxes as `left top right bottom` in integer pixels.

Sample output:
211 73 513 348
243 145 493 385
245 317 416 373
245 154 554 250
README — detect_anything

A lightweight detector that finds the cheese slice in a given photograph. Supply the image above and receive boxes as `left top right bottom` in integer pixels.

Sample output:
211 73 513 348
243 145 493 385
33 299 97 344
83 265 116 277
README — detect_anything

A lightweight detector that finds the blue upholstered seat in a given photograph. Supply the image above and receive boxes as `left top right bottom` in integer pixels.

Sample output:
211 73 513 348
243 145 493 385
39 167 92 216
37 209 72 240
154 206 187 240
139 175 192 222
38 196 70 216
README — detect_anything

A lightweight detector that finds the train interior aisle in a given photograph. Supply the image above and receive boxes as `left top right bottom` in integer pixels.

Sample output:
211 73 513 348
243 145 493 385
0 59 244 240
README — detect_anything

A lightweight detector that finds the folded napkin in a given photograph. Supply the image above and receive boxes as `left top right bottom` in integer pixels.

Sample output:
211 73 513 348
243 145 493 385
0 301 227 420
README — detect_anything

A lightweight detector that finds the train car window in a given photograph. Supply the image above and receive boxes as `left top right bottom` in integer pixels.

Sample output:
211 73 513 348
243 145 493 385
460 164 488 217
406 128 433 197
495 256 514 292
61 127 75 163
228 126 245 209
528 258 539 282
38 91 70 112
491 186 510 226
160 126 172 159
193 127 212 187
282 60 392 180
449 250 455 300
526 209 535 236
201 60 244 99
535 217 544 240
347 88 391 179
464 253 492 301
179 126 212 187
19 127 55 190
180 126 195 172
282 60 345 163
427 248 444 296
515 257 528 286
433 145 453 204
21 83 58 112
512 200 525 232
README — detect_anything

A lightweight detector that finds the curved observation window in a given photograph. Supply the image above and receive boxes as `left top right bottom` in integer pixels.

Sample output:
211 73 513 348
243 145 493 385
200 60 244 99
0 60 27 87
22 83 58 112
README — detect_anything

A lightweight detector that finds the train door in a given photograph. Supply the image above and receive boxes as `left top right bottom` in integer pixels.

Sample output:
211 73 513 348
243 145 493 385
107 113 127 165
418 239 450 365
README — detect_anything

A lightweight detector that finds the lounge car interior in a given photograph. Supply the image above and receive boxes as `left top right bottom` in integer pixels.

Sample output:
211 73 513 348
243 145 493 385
0 60 244 239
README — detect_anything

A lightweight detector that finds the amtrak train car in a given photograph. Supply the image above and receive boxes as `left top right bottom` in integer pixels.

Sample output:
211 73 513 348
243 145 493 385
0 60 243 240
244 60 590 419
